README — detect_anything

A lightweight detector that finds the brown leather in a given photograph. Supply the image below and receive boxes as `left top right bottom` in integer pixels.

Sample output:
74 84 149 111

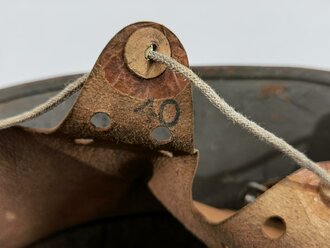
0 22 329 248
149 149 330 247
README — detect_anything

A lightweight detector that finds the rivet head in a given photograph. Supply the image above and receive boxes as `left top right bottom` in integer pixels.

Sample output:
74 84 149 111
124 27 171 79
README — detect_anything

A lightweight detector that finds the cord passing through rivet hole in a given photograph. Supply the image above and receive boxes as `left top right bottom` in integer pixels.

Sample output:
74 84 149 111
145 43 157 61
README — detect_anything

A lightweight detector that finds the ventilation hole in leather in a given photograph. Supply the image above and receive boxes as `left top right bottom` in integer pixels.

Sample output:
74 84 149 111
74 138 94 145
90 112 111 129
262 216 286 239
151 126 172 144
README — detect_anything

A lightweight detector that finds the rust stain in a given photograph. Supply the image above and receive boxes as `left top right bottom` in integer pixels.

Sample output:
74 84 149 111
99 22 189 99
260 84 287 98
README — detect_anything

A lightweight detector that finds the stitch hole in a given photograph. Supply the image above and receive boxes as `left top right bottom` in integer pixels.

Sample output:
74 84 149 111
74 138 94 145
